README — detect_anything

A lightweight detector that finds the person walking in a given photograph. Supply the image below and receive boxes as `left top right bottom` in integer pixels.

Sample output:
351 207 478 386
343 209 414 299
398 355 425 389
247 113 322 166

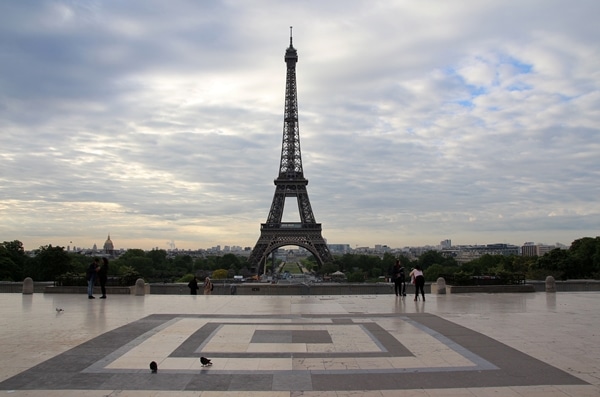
87 258 99 299
410 265 425 301
203 277 213 295
98 257 109 299
188 276 199 295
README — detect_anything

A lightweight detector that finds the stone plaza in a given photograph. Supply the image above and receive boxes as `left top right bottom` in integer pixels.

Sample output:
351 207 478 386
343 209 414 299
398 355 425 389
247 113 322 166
0 291 598 396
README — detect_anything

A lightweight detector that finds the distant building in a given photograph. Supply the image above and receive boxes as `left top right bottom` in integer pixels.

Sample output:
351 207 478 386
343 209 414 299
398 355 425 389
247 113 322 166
440 239 452 249
521 242 557 257
521 242 537 257
329 244 351 254
103 234 115 255
451 243 520 264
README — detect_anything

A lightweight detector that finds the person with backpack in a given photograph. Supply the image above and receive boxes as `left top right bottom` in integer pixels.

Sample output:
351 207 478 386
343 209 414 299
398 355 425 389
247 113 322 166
203 277 213 295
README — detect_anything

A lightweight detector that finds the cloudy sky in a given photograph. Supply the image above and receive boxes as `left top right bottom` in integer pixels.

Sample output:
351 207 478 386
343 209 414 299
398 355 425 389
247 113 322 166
1 1 599 252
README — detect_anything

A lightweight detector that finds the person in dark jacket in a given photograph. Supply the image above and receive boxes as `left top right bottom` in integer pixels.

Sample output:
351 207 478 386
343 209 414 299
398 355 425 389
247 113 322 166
98 257 109 299
391 260 406 296
188 276 199 295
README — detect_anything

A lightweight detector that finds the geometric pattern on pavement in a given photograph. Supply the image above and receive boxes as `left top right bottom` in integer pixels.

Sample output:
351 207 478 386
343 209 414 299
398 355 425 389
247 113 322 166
0 313 587 391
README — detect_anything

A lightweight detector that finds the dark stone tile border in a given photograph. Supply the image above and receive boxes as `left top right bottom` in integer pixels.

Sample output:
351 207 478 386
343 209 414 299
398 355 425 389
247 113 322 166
0 313 588 391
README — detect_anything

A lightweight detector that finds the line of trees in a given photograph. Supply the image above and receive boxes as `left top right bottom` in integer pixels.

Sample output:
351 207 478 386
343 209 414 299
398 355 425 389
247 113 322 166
0 242 257 284
310 237 600 282
1 236 599 284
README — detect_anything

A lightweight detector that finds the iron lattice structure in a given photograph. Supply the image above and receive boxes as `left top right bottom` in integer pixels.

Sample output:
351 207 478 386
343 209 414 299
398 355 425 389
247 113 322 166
248 30 333 268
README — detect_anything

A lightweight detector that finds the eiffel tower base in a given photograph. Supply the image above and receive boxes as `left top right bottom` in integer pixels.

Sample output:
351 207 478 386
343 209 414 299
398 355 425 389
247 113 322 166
248 224 333 268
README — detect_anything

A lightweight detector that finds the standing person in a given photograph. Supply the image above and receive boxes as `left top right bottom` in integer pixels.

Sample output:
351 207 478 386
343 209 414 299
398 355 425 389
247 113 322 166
98 257 109 299
87 258 99 299
188 276 199 295
397 261 406 297
391 260 406 296
410 265 425 301
203 277 213 295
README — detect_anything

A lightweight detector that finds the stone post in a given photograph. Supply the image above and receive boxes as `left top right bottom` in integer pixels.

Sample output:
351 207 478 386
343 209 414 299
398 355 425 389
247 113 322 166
22 277 34 294
432 277 446 294
545 276 556 293
134 278 146 296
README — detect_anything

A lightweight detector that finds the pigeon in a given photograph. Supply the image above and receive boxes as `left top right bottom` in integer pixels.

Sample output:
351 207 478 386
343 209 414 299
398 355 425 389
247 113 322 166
200 357 212 367
150 361 158 373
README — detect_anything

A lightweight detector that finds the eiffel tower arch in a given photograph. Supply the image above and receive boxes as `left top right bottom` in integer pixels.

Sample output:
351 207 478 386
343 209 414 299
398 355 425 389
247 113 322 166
248 29 333 269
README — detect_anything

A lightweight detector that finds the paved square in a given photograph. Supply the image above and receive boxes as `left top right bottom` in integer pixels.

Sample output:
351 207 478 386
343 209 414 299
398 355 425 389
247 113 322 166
0 311 586 392
1 293 599 396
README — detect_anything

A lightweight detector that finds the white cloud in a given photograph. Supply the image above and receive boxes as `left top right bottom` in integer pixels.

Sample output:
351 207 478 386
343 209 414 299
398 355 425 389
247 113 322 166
1 0 599 251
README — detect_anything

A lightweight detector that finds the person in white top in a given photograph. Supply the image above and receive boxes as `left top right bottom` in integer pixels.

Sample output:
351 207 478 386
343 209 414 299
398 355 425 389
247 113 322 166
410 265 425 301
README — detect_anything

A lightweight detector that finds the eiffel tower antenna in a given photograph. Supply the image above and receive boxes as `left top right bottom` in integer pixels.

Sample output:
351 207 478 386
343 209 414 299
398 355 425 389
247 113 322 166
248 30 333 268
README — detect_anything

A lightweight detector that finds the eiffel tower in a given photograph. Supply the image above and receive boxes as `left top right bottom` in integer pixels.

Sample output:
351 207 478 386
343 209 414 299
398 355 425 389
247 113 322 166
248 28 333 268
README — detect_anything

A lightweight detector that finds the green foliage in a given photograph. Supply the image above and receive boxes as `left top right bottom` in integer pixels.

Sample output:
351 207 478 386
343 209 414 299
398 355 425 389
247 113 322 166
450 271 473 286
347 271 365 282
68 253 92 274
32 245 73 281
569 237 600 278
118 266 141 286
319 262 339 276
0 240 27 281
302 260 314 272
178 273 196 283
220 254 241 268
419 250 457 270
461 255 496 275
212 269 228 279
0 256 21 281
423 264 445 281
282 262 302 274
55 272 87 286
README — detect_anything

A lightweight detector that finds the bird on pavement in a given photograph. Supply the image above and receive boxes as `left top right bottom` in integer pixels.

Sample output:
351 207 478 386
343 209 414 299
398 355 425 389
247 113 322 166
200 357 212 367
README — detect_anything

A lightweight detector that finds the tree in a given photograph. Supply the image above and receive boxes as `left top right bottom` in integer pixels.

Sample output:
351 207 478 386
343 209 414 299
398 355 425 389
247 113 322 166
0 240 27 281
220 254 241 269
533 248 572 280
419 250 456 270
347 271 365 282
212 269 228 279
126 257 154 279
319 262 339 276
569 237 600 278
147 249 167 267
32 245 73 281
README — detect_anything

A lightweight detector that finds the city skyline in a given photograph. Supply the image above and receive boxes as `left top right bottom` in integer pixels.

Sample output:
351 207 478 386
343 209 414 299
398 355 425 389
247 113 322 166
1 1 599 252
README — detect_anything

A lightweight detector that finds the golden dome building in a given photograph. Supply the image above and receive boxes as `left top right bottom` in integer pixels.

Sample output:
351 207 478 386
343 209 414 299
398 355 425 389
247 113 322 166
103 234 115 256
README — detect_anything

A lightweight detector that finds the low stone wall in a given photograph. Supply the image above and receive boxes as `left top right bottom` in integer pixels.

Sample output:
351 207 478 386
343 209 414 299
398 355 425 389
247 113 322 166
527 279 600 292
150 282 401 295
3 279 600 295
43 286 133 295
444 284 536 294
0 282 53 293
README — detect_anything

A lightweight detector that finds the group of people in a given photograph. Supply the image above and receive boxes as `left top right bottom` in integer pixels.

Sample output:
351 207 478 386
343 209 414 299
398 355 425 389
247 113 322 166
87 257 109 299
187 276 213 295
390 260 426 301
